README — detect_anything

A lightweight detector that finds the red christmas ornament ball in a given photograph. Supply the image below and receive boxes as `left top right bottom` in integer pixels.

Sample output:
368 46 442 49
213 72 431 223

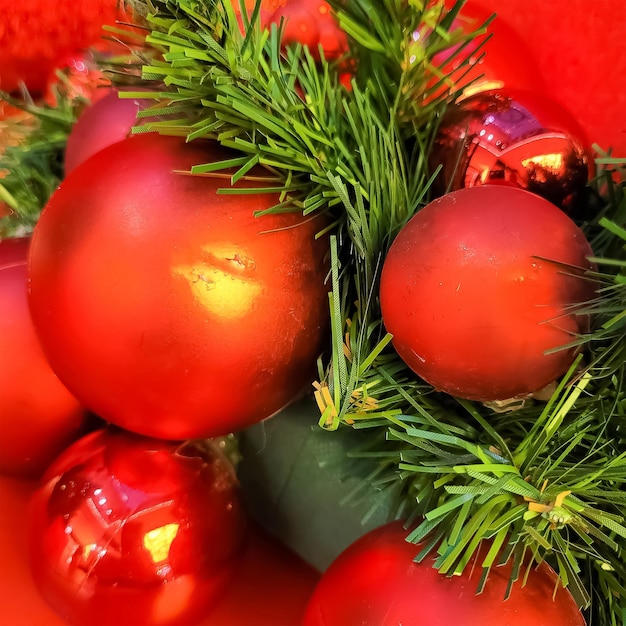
64 89 145 174
380 186 596 402
303 521 585 626
0 0 124 94
0 237 88 478
29 133 330 440
430 88 594 217
28 428 247 626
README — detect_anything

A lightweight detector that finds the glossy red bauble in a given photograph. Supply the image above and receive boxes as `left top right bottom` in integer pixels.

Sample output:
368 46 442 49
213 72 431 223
28 428 247 626
303 521 585 626
64 89 145 174
429 89 594 216
0 237 88 478
29 133 329 440
380 186 596 402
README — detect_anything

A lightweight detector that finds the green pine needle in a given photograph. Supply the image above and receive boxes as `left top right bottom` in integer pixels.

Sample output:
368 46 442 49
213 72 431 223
0 80 85 237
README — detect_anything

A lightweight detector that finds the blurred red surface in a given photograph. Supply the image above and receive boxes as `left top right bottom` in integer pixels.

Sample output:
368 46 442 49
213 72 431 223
466 0 626 156
0 476 320 626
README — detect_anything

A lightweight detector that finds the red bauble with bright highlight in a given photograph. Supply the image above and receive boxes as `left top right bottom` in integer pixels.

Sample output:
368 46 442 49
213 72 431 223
380 186 596 402
429 89 594 217
28 428 247 626
28 133 329 440
0 237 88 478
64 89 145 174
303 521 585 626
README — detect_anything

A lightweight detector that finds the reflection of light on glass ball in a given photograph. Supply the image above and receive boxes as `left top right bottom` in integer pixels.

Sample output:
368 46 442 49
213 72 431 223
429 89 594 218
143 523 180 563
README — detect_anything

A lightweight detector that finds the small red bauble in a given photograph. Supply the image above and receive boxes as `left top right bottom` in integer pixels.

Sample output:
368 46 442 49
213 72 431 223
64 89 145 174
0 0 123 94
429 89 594 216
267 0 347 60
380 186 596 402
0 237 88 478
29 133 329 440
28 427 247 626
302 521 585 626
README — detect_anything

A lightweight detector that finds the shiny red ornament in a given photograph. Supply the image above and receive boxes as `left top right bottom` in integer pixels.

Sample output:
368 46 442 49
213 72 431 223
302 521 585 626
28 428 247 626
380 186 596 402
28 133 329 440
463 0 626 155
64 89 145 174
429 88 594 217
0 0 124 94
0 237 88 478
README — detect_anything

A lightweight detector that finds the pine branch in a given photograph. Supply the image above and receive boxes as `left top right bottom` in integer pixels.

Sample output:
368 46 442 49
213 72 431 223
102 1 626 623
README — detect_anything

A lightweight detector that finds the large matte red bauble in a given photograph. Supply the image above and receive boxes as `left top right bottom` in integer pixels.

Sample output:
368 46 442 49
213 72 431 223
64 89 145 174
380 186 596 402
0 237 88 478
28 428 247 626
28 133 329 440
430 89 594 216
302 521 585 626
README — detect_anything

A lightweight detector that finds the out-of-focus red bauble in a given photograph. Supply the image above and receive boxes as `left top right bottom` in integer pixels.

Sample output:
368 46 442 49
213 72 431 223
28 428 247 626
430 88 594 217
29 133 330 440
267 0 347 61
303 521 585 626
432 4 543 98
0 0 124 94
64 89 145 174
0 237 88 478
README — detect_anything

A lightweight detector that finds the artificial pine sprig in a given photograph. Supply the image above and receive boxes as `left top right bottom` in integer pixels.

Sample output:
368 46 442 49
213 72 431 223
0 81 84 236
109 1 624 623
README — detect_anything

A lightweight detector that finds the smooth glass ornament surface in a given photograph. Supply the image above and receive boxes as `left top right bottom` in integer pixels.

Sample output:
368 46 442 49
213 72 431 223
28 428 247 626
303 521 585 626
430 89 594 217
